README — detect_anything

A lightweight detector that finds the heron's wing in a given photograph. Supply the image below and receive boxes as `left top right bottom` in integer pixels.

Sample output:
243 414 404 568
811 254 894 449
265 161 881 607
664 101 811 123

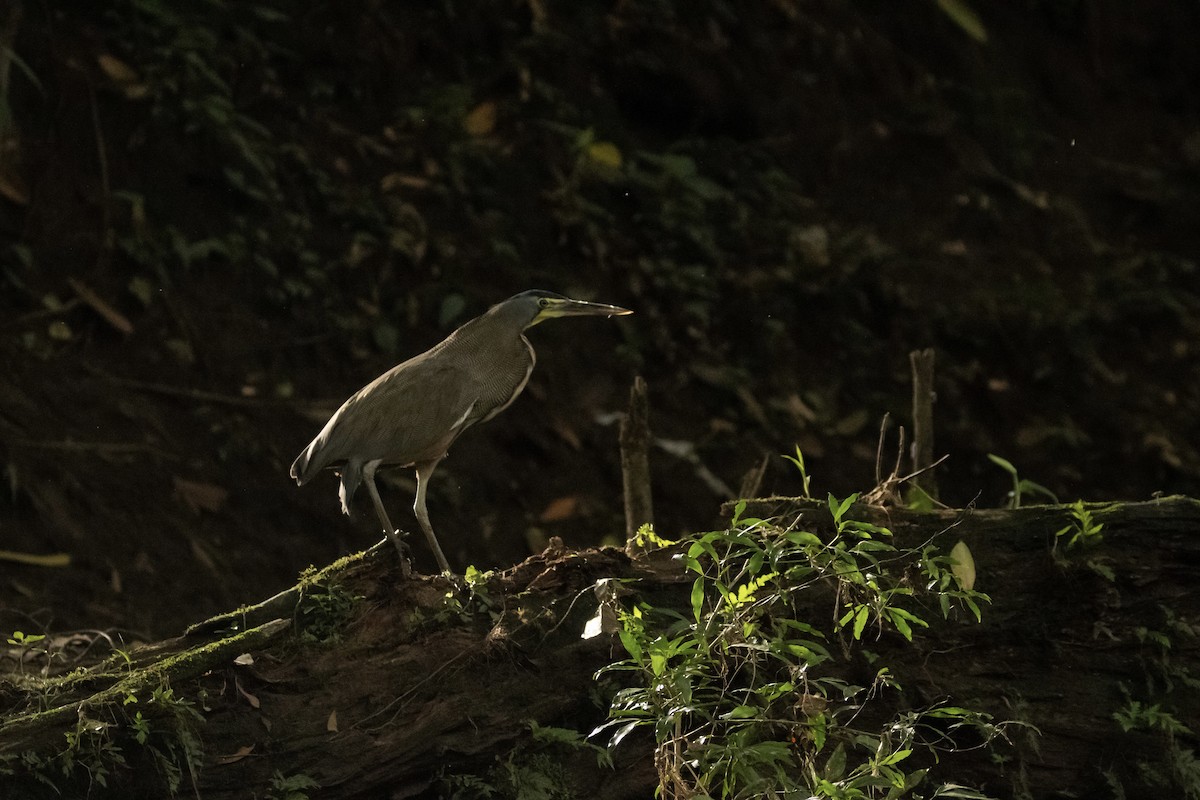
291 354 479 483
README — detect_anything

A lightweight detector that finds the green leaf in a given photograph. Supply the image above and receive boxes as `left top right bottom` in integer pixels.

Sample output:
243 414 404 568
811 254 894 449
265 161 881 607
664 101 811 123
925 706 974 718
722 704 759 720
905 483 936 511
853 605 870 640
931 785 998 799
949 541 976 591
829 492 859 523
617 629 642 662
890 611 913 641
784 530 823 547
650 652 667 677
585 141 623 171
878 748 912 766
964 596 983 622
810 711 827 752
936 0 988 44
690 577 705 623
825 742 847 781
889 608 929 628
986 453 1017 476
1016 478 1059 504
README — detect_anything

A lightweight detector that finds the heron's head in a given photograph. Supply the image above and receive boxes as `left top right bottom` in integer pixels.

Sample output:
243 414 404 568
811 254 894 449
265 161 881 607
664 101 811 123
501 289 633 328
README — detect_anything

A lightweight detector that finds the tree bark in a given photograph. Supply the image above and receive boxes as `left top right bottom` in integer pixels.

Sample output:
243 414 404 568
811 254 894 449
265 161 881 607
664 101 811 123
619 375 653 551
909 348 938 500
2 497 1198 799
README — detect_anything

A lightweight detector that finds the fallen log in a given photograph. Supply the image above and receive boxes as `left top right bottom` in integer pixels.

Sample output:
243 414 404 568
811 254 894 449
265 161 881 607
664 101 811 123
0 497 1196 799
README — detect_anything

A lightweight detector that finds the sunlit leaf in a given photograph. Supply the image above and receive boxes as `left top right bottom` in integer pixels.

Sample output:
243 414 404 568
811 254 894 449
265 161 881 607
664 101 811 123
936 0 988 43
878 748 912 766
949 540 976 591
0 550 70 567
853 605 869 639
722 704 759 720
585 141 622 171
650 652 667 676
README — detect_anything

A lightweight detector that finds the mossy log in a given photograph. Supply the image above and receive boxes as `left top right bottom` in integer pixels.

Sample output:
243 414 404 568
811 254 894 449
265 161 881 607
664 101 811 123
1 497 1198 799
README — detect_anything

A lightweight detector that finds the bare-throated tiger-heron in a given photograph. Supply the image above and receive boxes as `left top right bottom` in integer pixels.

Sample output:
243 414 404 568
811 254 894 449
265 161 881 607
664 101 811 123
290 290 633 575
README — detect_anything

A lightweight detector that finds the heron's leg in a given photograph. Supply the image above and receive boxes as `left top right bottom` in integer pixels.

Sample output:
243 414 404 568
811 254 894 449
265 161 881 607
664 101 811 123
414 459 453 576
362 460 412 577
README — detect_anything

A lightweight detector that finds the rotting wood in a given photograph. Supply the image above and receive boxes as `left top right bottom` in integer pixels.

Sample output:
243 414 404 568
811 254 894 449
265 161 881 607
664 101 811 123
0 497 1197 799
619 375 654 553
909 348 938 500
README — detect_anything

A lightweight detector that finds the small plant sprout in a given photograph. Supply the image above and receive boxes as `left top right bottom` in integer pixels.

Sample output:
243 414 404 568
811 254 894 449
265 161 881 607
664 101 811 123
1054 500 1104 550
782 445 813 499
6 630 46 647
633 523 676 549
987 454 1058 508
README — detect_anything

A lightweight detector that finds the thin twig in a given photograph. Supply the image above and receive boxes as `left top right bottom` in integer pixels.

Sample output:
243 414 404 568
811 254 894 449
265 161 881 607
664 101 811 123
82 364 322 409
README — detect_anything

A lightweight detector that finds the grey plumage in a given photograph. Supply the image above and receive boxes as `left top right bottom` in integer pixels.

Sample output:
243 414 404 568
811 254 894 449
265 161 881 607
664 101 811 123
290 289 632 575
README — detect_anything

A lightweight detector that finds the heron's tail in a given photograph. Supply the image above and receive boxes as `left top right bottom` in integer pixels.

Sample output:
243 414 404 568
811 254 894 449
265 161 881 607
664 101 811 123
338 462 362 517
289 441 320 485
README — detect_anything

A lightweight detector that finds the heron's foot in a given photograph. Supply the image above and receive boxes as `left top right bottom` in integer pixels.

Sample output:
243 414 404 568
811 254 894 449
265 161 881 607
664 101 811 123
379 529 414 578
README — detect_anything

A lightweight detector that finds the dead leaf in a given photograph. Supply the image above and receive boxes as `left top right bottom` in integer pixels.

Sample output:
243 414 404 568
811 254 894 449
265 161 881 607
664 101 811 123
214 745 255 765
380 172 430 192
24 480 87 539
234 653 254 666
463 101 497 136
1013 182 1049 209
735 385 770 429
173 477 228 514
326 710 338 732
790 224 830 267
1144 433 1183 468
190 538 217 572
68 277 134 334
0 170 30 206
97 53 139 84
833 409 870 437
796 693 828 716
783 393 817 424
47 320 72 341
551 417 582 450
539 496 580 523
94 53 150 100
581 602 617 639
235 677 260 709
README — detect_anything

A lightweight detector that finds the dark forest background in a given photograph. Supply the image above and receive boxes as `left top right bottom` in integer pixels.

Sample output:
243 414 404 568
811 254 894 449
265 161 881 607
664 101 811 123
1 0 1198 637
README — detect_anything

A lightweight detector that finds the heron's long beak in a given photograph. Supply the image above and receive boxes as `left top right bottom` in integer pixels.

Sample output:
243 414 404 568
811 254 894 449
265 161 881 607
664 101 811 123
536 297 633 323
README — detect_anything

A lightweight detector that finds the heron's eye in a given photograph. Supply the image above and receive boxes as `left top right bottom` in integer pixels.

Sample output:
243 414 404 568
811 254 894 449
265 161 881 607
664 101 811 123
538 298 550 308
